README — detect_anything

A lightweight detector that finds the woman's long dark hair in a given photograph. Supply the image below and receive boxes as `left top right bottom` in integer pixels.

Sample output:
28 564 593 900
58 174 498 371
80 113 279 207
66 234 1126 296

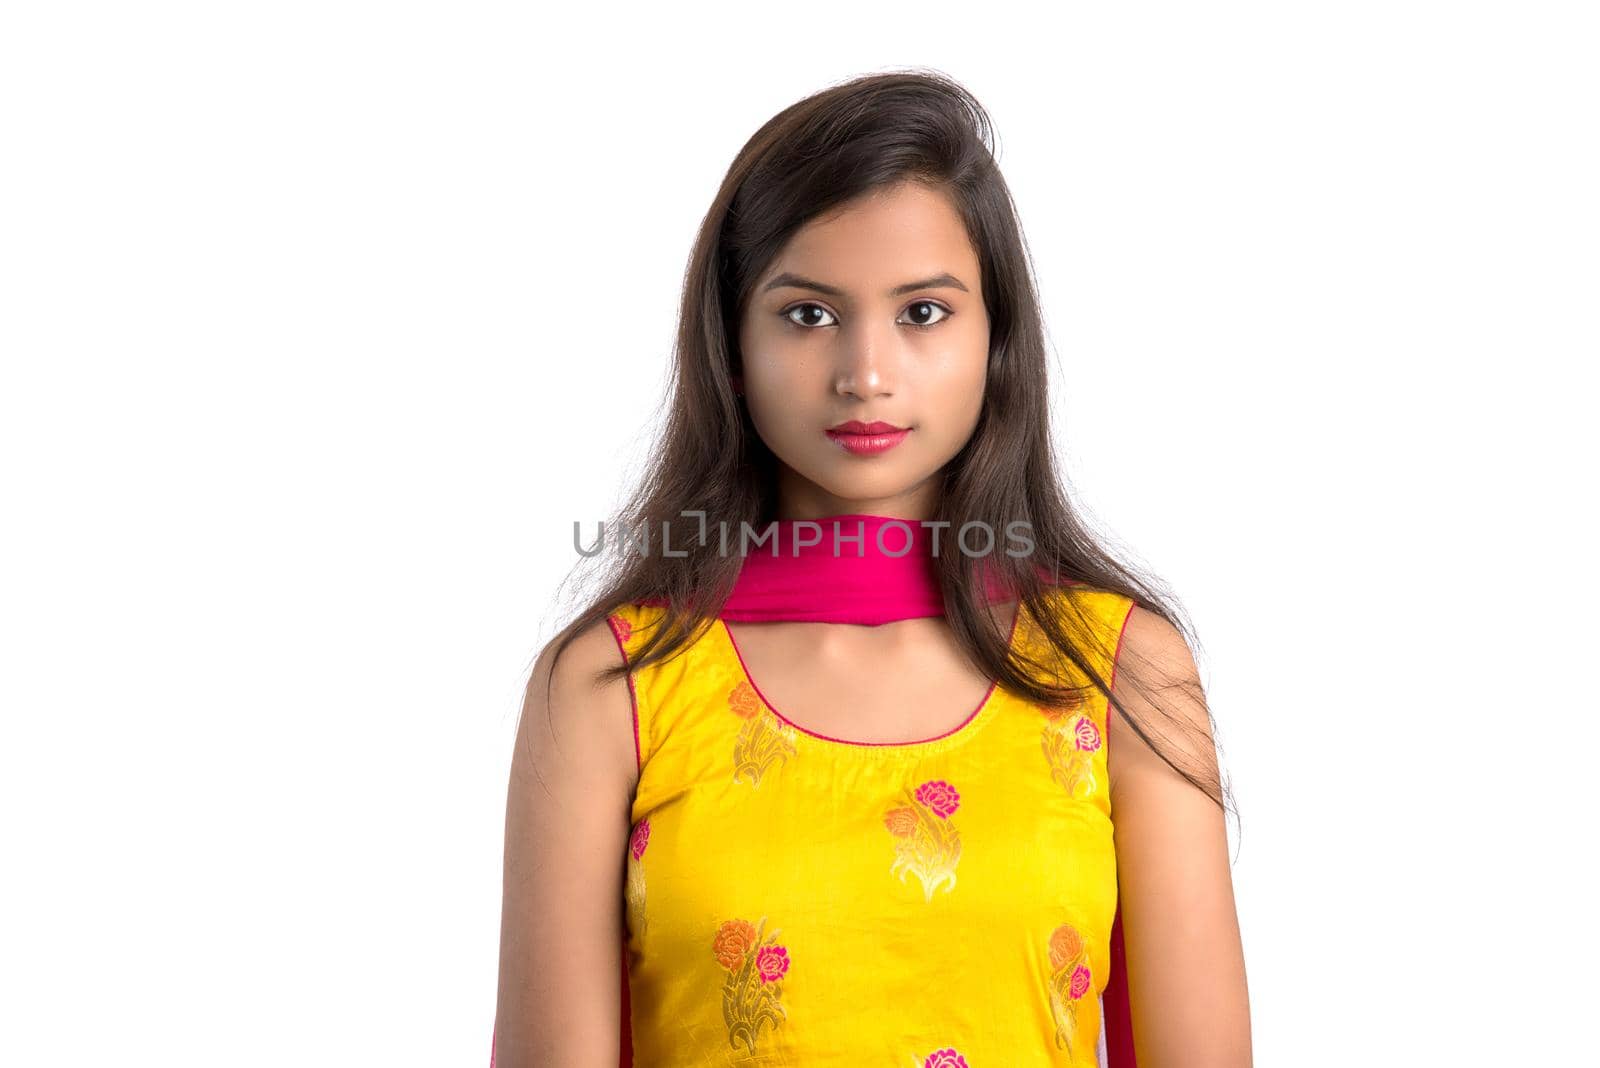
538 67 1233 824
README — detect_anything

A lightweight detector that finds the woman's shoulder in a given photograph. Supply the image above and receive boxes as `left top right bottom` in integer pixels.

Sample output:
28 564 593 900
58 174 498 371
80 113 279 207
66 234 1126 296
1105 601 1211 777
519 610 641 792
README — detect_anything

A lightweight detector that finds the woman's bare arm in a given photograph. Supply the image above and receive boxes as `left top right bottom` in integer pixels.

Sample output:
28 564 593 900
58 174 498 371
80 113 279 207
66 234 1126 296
1108 606 1252 1067
495 618 638 1068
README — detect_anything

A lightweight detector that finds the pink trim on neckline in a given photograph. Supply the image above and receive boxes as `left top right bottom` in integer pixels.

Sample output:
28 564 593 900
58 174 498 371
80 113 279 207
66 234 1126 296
718 603 1023 748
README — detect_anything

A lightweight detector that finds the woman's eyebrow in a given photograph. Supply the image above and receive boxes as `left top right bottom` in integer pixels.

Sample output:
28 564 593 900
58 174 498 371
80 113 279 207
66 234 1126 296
760 271 970 297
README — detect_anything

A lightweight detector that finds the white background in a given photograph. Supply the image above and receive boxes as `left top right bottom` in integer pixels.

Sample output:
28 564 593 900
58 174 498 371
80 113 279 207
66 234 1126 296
3 2 1595 1064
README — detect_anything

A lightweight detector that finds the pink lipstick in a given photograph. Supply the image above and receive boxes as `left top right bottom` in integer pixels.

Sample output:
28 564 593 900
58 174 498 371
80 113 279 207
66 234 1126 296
825 419 911 456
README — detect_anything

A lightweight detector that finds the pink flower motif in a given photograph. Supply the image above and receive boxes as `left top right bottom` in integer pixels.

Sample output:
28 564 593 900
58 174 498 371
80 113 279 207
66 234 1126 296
755 944 790 983
1069 963 1092 999
629 818 650 860
914 779 961 819
611 615 632 642
1074 717 1102 752
923 1050 969 1068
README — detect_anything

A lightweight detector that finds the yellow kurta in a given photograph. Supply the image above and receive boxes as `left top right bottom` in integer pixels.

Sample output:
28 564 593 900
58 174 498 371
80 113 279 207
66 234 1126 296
608 585 1136 1067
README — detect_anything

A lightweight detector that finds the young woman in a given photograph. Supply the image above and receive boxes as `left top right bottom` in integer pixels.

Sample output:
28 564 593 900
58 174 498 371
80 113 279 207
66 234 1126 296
495 70 1250 1067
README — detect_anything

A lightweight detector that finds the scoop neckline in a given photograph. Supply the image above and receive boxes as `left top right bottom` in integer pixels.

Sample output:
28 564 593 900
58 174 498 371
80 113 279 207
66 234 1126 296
717 603 1025 753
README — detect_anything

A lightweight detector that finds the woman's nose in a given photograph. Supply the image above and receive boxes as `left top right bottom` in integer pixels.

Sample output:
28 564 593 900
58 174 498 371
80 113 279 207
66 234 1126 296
833 320 899 399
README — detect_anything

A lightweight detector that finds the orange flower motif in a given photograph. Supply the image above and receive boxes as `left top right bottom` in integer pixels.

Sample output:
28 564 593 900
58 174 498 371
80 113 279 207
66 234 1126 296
882 806 917 837
714 919 757 970
728 680 762 719
1049 923 1085 970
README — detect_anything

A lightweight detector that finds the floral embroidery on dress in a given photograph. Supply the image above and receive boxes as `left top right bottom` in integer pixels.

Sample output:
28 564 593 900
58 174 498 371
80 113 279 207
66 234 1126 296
883 779 963 901
729 680 798 787
1046 922 1094 1056
1040 697 1102 800
714 916 789 1052
624 818 649 941
908 1049 969 1068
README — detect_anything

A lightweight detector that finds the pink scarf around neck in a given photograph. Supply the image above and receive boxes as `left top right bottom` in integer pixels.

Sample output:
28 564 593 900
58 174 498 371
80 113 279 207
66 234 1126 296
717 512 1017 624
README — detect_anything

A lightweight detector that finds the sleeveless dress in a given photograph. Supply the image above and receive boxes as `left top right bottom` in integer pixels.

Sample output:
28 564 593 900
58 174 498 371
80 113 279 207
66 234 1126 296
604 584 1138 1067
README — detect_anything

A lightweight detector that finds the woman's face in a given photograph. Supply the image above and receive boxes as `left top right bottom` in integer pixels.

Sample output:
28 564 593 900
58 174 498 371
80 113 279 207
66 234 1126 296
737 180 991 521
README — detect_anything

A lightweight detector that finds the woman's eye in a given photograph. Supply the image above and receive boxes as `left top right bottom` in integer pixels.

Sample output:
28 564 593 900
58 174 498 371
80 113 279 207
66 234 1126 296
784 303 837 329
898 301 951 329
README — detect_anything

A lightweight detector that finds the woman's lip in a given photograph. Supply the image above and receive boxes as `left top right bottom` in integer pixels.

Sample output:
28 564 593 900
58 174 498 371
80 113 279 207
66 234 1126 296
829 420 906 434
824 427 911 455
